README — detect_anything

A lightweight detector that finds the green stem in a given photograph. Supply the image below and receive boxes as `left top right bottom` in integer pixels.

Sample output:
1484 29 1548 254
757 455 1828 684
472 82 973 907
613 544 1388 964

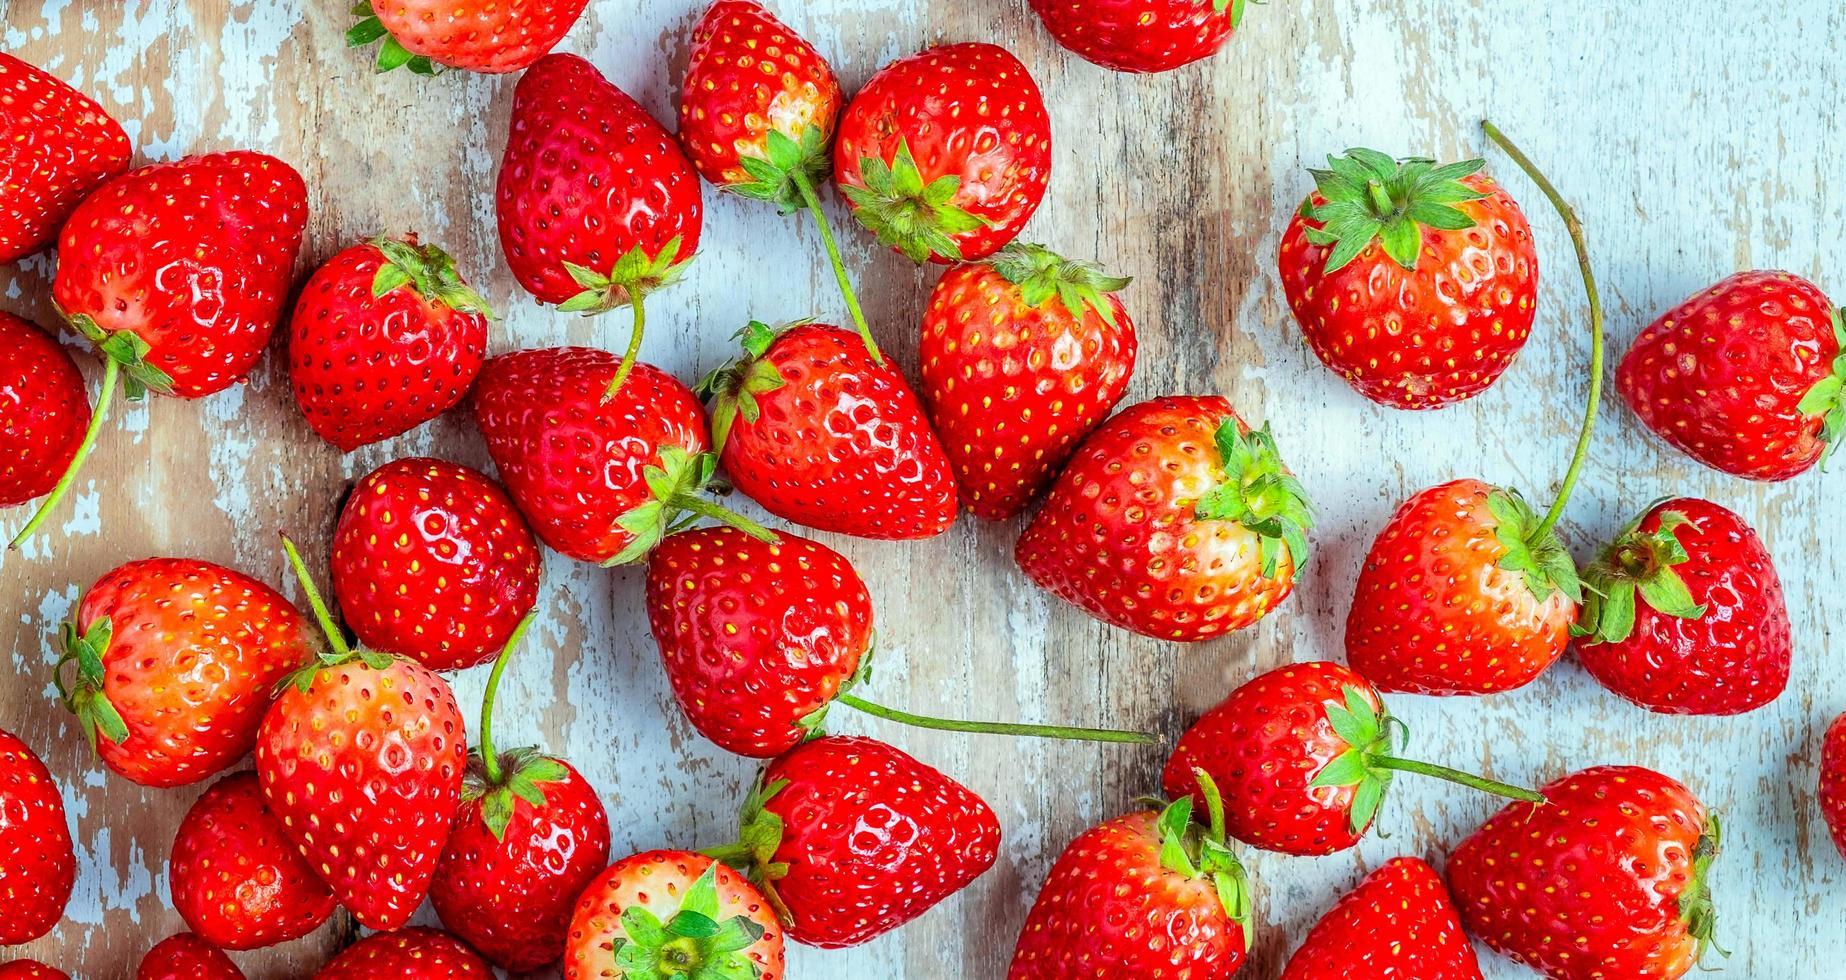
1375 754 1546 803
836 693 1155 744
675 494 777 544
794 169 882 364
603 294 646 401
279 534 350 659
478 612 536 786
10 357 119 550
1482 119 1603 542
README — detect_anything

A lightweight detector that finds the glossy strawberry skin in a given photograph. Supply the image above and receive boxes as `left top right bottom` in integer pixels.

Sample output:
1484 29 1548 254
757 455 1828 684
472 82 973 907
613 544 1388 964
169 771 336 950
1447 766 1714 980
1819 711 1846 862
54 151 307 398
679 0 841 187
0 729 75 946
1345 479 1575 695
0 963 68 980
834 43 1051 263
136 934 243 980
1279 174 1538 409
312 927 493 979
496 54 702 305
331 458 540 671
431 760 611 972
0 52 131 263
1617 270 1837 480
565 849 786 980
645 527 871 757
254 658 467 932
1280 857 1482 980
919 262 1136 520
1008 809 1246 978
471 347 708 562
373 0 589 73
0 312 89 507
1027 0 1241 73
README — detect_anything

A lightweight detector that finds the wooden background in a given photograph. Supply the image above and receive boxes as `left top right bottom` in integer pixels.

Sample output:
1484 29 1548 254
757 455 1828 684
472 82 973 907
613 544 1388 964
2 0 1842 976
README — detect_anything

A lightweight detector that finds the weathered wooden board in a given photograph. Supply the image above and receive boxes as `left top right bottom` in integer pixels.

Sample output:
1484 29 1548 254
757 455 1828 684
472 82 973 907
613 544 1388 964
2 0 1842 976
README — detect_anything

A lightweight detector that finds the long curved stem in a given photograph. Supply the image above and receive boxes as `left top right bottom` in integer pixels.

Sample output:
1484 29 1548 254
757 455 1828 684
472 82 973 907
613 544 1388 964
10 357 119 550
478 612 537 786
279 534 350 659
1376 754 1545 803
603 294 646 401
675 494 777 544
794 169 882 364
837 693 1156 744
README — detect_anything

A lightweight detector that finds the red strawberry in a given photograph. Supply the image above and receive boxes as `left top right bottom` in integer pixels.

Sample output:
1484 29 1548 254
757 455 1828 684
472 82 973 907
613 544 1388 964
701 321 958 539
255 537 468 931
497 54 702 395
1015 396 1313 641
1820 711 1846 862
58 558 310 787
1448 765 1721 980
331 457 540 670
1008 774 1251 978
708 735 999 947
834 43 1051 264
564 850 785 980
0 51 131 263
1575 497 1790 714
345 0 588 74
1162 661 1539 855
0 728 75 945
1279 857 1482 979
1278 150 1538 409
136 934 243 980
919 243 1137 520
0 963 67 980
1027 0 1248 73
1618 270 1843 480
169 771 336 950
0 311 90 509
289 236 491 452
312 927 492 979
431 616 612 972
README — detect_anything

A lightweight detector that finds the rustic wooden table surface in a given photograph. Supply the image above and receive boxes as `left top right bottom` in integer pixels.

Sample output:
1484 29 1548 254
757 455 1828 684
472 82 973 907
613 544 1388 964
3 0 1841 976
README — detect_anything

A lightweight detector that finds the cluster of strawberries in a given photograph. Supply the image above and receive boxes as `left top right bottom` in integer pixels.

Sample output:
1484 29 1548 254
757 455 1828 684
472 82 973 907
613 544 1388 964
0 0 1838 978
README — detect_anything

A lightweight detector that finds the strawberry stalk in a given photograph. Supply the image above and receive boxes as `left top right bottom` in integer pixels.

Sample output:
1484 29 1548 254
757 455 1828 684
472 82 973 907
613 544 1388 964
9 356 118 549
832 693 1155 744
278 534 395 685
476 612 537 787
792 168 882 364
1166 769 1252 947
605 296 645 401
469 611 569 841
606 447 776 565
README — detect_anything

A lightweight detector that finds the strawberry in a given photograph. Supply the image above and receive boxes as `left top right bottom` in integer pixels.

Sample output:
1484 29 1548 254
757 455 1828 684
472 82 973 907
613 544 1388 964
431 616 612 972
1015 395 1313 641
1008 773 1251 978
834 43 1051 264
1575 497 1790 715
497 54 702 396
136 934 243 980
312 927 493 979
1820 711 1846 862
289 236 491 452
169 771 337 950
0 964 67 980
1027 0 1249 74
255 537 468 932
707 735 999 948
57 558 310 787
0 728 75 945
700 321 958 539
1447 765 1721 980
919 243 1137 520
1617 270 1843 480
565 850 785 980
0 311 90 508
1162 661 1539 855
345 0 588 74
1278 149 1538 409
1279 857 1482 979
331 457 540 670
0 51 131 263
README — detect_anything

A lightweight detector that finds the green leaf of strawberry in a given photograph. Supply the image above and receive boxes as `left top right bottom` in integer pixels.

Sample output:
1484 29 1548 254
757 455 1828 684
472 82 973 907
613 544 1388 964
368 236 495 317
1195 421 1315 577
54 617 131 751
1157 770 1252 947
1575 506 1709 644
1487 487 1582 604
986 242 1132 326
728 127 831 214
840 138 990 264
1303 149 1487 273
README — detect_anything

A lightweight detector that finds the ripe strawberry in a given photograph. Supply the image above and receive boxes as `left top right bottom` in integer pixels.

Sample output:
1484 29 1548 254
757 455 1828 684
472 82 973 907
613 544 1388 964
708 735 999 947
289 236 491 452
58 558 310 787
431 616 612 972
1279 857 1482 979
0 312 90 508
0 964 67 980
1618 270 1843 480
331 457 539 670
1015 396 1313 641
345 0 588 74
0 51 131 263
1162 661 1539 855
701 321 958 539
565 850 784 980
919 243 1137 520
136 934 243 980
1575 497 1790 715
1820 711 1846 862
1448 765 1721 980
169 771 337 950
834 43 1051 264
1008 774 1251 978
312 927 492 979
0 728 75 946
1027 0 1249 73
497 54 702 395
1278 149 1538 409
255 537 468 932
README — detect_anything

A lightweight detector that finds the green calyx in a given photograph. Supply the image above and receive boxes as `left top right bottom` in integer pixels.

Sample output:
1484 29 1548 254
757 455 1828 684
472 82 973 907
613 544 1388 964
695 320 797 452
559 237 688 316
840 138 989 264
793 634 876 739
1573 505 1707 645
731 127 831 215
276 534 395 693
369 236 494 318
1300 149 1486 273
1160 771 1252 948
1487 487 1583 605
606 446 776 566
612 862 768 980
1223 0 1247 25
65 308 172 401
345 1 441 75
53 618 129 752
1796 308 1846 469
1678 813 1728 965
1195 420 1315 579
702 777 795 926
986 242 1132 326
